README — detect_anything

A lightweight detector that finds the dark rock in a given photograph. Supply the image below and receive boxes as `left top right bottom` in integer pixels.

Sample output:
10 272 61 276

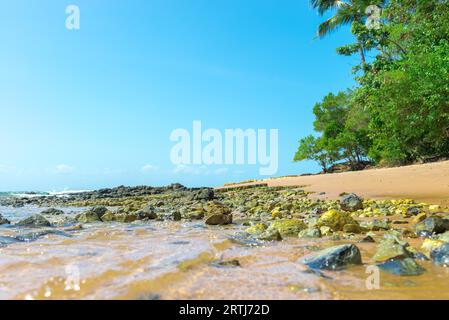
414 217 449 235
77 209 104 223
406 207 421 216
359 235 375 243
90 206 108 218
300 244 362 270
136 205 158 220
377 258 425 276
189 189 215 201
16 214 51 227
298 228 321 239
430 243 449 266
40 208 64 215
205 213 232 225
340 193 363 212
360 219 390 231
212 259 241 268
0 214 10 225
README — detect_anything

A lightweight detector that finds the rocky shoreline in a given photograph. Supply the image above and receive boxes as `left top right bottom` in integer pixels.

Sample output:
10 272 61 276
1 184 449 278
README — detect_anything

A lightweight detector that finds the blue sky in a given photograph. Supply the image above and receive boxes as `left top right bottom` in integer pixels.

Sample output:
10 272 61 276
0 0 359 191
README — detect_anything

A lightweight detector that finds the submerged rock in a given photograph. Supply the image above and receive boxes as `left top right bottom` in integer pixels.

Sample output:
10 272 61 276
245 223 267 235
317 209 358 231
430 243 449 266
298 227 321 239
360 219 390 231
373 237 411 262
40 208 64 216
205 213 232 225
340 193 363 212
256 228 283 241
377 258 425 276
300 244 362 270
211 259 241 268
16 214 51 227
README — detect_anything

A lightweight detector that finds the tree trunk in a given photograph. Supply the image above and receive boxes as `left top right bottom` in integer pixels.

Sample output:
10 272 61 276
359 44 366 64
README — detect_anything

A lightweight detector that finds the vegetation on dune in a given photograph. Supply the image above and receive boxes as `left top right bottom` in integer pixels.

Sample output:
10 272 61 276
295 0 449 171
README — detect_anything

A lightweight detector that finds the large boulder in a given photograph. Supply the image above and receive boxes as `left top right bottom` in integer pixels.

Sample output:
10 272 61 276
414 217 449 235
340 193 363 212
16 214 51 227
300 244 362 270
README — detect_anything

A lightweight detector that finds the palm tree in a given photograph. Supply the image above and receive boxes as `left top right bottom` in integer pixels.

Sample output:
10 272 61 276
311 0 384 63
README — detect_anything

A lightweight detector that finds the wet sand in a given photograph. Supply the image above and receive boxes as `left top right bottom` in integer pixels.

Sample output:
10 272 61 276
218 161 449 207
2 220 449 300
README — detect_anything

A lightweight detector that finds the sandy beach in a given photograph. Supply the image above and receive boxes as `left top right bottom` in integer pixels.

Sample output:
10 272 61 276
218 161 449 207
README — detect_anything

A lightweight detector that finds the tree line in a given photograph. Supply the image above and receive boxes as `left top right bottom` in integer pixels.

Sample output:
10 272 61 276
294 0 449 172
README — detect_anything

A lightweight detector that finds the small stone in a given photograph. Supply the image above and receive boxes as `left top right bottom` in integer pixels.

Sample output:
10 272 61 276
245 223 267 235
359 235 375 243
268 219 307 237
320 226 332 236
300 244 362 270
135 206 158 220
212 259 241 268
343 223 363 234
298 228 321 239
256 228 282 241
430 243 449 266
77 209 103 223
405 207 420 216
340 193 363 212
0 214 10 225
360 219 390 231
421 239 445 257
40 208 64 216
412 212 427 224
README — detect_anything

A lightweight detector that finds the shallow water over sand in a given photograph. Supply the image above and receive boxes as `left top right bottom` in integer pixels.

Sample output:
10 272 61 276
1 205 449 300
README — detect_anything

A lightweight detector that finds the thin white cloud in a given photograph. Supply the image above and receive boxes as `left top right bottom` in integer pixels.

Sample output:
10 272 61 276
214 168 229 175
0 165 17 174
141 164 158 174
54 164 75 174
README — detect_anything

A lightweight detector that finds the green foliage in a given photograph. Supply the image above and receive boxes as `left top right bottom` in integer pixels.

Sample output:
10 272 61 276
297 0 449 169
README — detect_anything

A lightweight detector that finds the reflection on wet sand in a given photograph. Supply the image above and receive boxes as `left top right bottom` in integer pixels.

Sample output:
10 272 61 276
1 220 449 300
